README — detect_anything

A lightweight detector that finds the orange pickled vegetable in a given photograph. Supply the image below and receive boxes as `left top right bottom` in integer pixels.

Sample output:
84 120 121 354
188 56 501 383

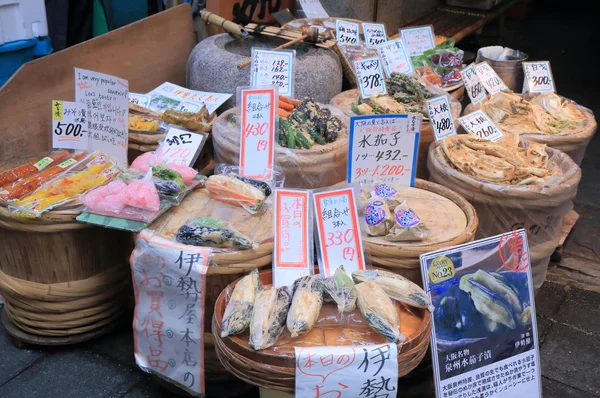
0 150 69 188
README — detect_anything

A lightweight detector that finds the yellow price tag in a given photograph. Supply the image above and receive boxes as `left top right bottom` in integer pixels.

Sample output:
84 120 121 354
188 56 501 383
52 100 64 121
428 255 455 284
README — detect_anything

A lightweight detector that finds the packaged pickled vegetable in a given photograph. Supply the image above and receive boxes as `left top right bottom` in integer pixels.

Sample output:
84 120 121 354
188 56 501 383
175 216 253 249
364 196 393 236
287 275 323 338
355 281 404 342
221 269 261 337
322 265 358 313
206 173 270 214
385 201 431 242
0 150 70 188
249 286 292 350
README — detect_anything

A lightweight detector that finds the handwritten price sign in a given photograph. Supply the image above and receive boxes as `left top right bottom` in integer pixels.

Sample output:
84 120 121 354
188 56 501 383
51 100 89 151
377 38 413 77
400 25 435 57
336 20 359 46
459 110 504 142
295 344 399 398
354 57 387 99
251 48 295 97
363 23 387 48
159 127 206 166
129 93 151 108
474 62 507 95
523 61 555 93
427 96 456 140
460 64 486 105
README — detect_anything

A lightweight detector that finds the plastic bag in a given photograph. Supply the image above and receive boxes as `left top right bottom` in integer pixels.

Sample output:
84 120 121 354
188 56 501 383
286 275 324 337
321 265 358 313
249 285 292 350
411 39 464 88
0 150 71 189
174 216 255 250
221 269 262 337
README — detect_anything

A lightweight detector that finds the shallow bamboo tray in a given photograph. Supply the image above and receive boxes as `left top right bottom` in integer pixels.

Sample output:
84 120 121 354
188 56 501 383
212 106 349 189
212 269 432 392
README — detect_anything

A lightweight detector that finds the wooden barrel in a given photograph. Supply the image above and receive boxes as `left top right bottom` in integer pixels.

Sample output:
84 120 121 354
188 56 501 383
212 269 432 392
330 89 462 180
211 107 349 189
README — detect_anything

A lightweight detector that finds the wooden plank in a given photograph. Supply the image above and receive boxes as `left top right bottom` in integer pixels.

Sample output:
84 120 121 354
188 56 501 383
0 4 196 163
559 209 580 247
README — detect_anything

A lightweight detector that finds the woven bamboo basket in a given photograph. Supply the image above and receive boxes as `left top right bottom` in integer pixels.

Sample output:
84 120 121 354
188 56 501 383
464 97 597 166
150 187 273 374
428 141 581 288
212 106 349 189
212 269 432 392
330 89 462 180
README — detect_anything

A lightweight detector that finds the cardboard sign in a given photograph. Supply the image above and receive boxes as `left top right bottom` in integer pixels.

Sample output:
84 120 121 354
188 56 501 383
251 48 295 97
347 115 419 187
273 189 312 287
298 0 329 18
363 23 387 48
313 188 365 277
400 25 435 57
239 88 277 180
295 344 399 397
420 230 542 398
460 64 487 104
523 61 555 93
146 82 231 114
129 93 151 108
131 229 210 396
354 57 387 99
159 127 206 166
52 100 89 151
427 96 456 140
459 110 504 142
75 68 129 168
475 62 507 95
377 38 413 77
336 20 359 46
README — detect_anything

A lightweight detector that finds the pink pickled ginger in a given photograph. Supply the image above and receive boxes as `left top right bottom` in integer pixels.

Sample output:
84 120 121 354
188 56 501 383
130 152 160 172
81 180 127 213
165 163 198 183
121 180 160 211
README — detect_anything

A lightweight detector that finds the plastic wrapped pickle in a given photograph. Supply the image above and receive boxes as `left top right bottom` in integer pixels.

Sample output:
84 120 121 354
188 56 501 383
353 269 434 312
364 196 394 236
322 265 358 313
385 201 431 242
287 275 324 338
356 282 404 342
221 269 262 337
249 286 292 350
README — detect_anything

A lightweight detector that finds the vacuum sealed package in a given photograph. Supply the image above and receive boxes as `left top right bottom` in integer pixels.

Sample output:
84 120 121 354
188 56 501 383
221 269 262 337
0 150 71 190
286 275 324 338
174 216 255 250
321 265 358 313
249 285 292 350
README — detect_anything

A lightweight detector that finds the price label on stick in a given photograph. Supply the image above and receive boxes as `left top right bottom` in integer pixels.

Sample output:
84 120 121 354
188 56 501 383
129 93 151 108
313 188 365 277
159 127 206 166
336 20 359 46
347 114 419 186
460 64 486 104
51 100 89 151
251 48 295 97
377 38 413 77
273 189 312 287
354 57 387 99
400 25 435 57
427 96 456 140
523 61 555 93
459 110 504 142
363 23 387 48
474 62 507 95
239 87 277 180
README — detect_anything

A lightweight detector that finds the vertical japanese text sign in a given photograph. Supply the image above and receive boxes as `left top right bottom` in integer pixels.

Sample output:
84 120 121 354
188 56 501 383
336 20 360 46
459 110 504 142
377 38 413 77
400 25 436 57
251 48 296 97
239 87 277 180
522 61 555 93
474 62 507 95
460 63 487 104
427 96 456 140
273 189 312 287
313 188 365 277
354 57 387 99
363 23 387 48
51 100 89 151
131 230 210 396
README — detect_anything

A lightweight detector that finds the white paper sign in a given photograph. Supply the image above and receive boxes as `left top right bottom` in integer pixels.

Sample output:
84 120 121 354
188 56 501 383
159 127 206 166
475 62 507 95
377 38 413 77
336 20 360 46
239 87 277 180
522 61 555 93
131 230 210 396
460 64 487 104
354 57 387 99
400 25 435 57
347 115 419 187
52 100 89 151
427 96 456 140
459 110 504 141
146 82 231 114
363 23 387 48
75 68 129 168
251 48 295 97
298 0 329 18
313 188 365 277
273 189 312 287
129 93 151 108
295 344 399 398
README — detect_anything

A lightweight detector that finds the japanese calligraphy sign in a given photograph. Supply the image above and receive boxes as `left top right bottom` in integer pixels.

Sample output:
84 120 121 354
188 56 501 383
420 230 542 398
427 96 456 140
377 38 413 77
239 87 277 180
159 127 206 166
522 61 555 93
336 20 359 46
251 48 295 97
129 92 151 108
347 115 420 187
131 229 210 396
313 188 365 276
146 82 231 114
400 25 436 57
363 23 387 48
295 344 399 398
474 62 508 95
273 189 312 287
75 68 129 168
460 63 487 105
298 0 329 19
459 110 504 142
51 100 89 151
354 57 387 99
